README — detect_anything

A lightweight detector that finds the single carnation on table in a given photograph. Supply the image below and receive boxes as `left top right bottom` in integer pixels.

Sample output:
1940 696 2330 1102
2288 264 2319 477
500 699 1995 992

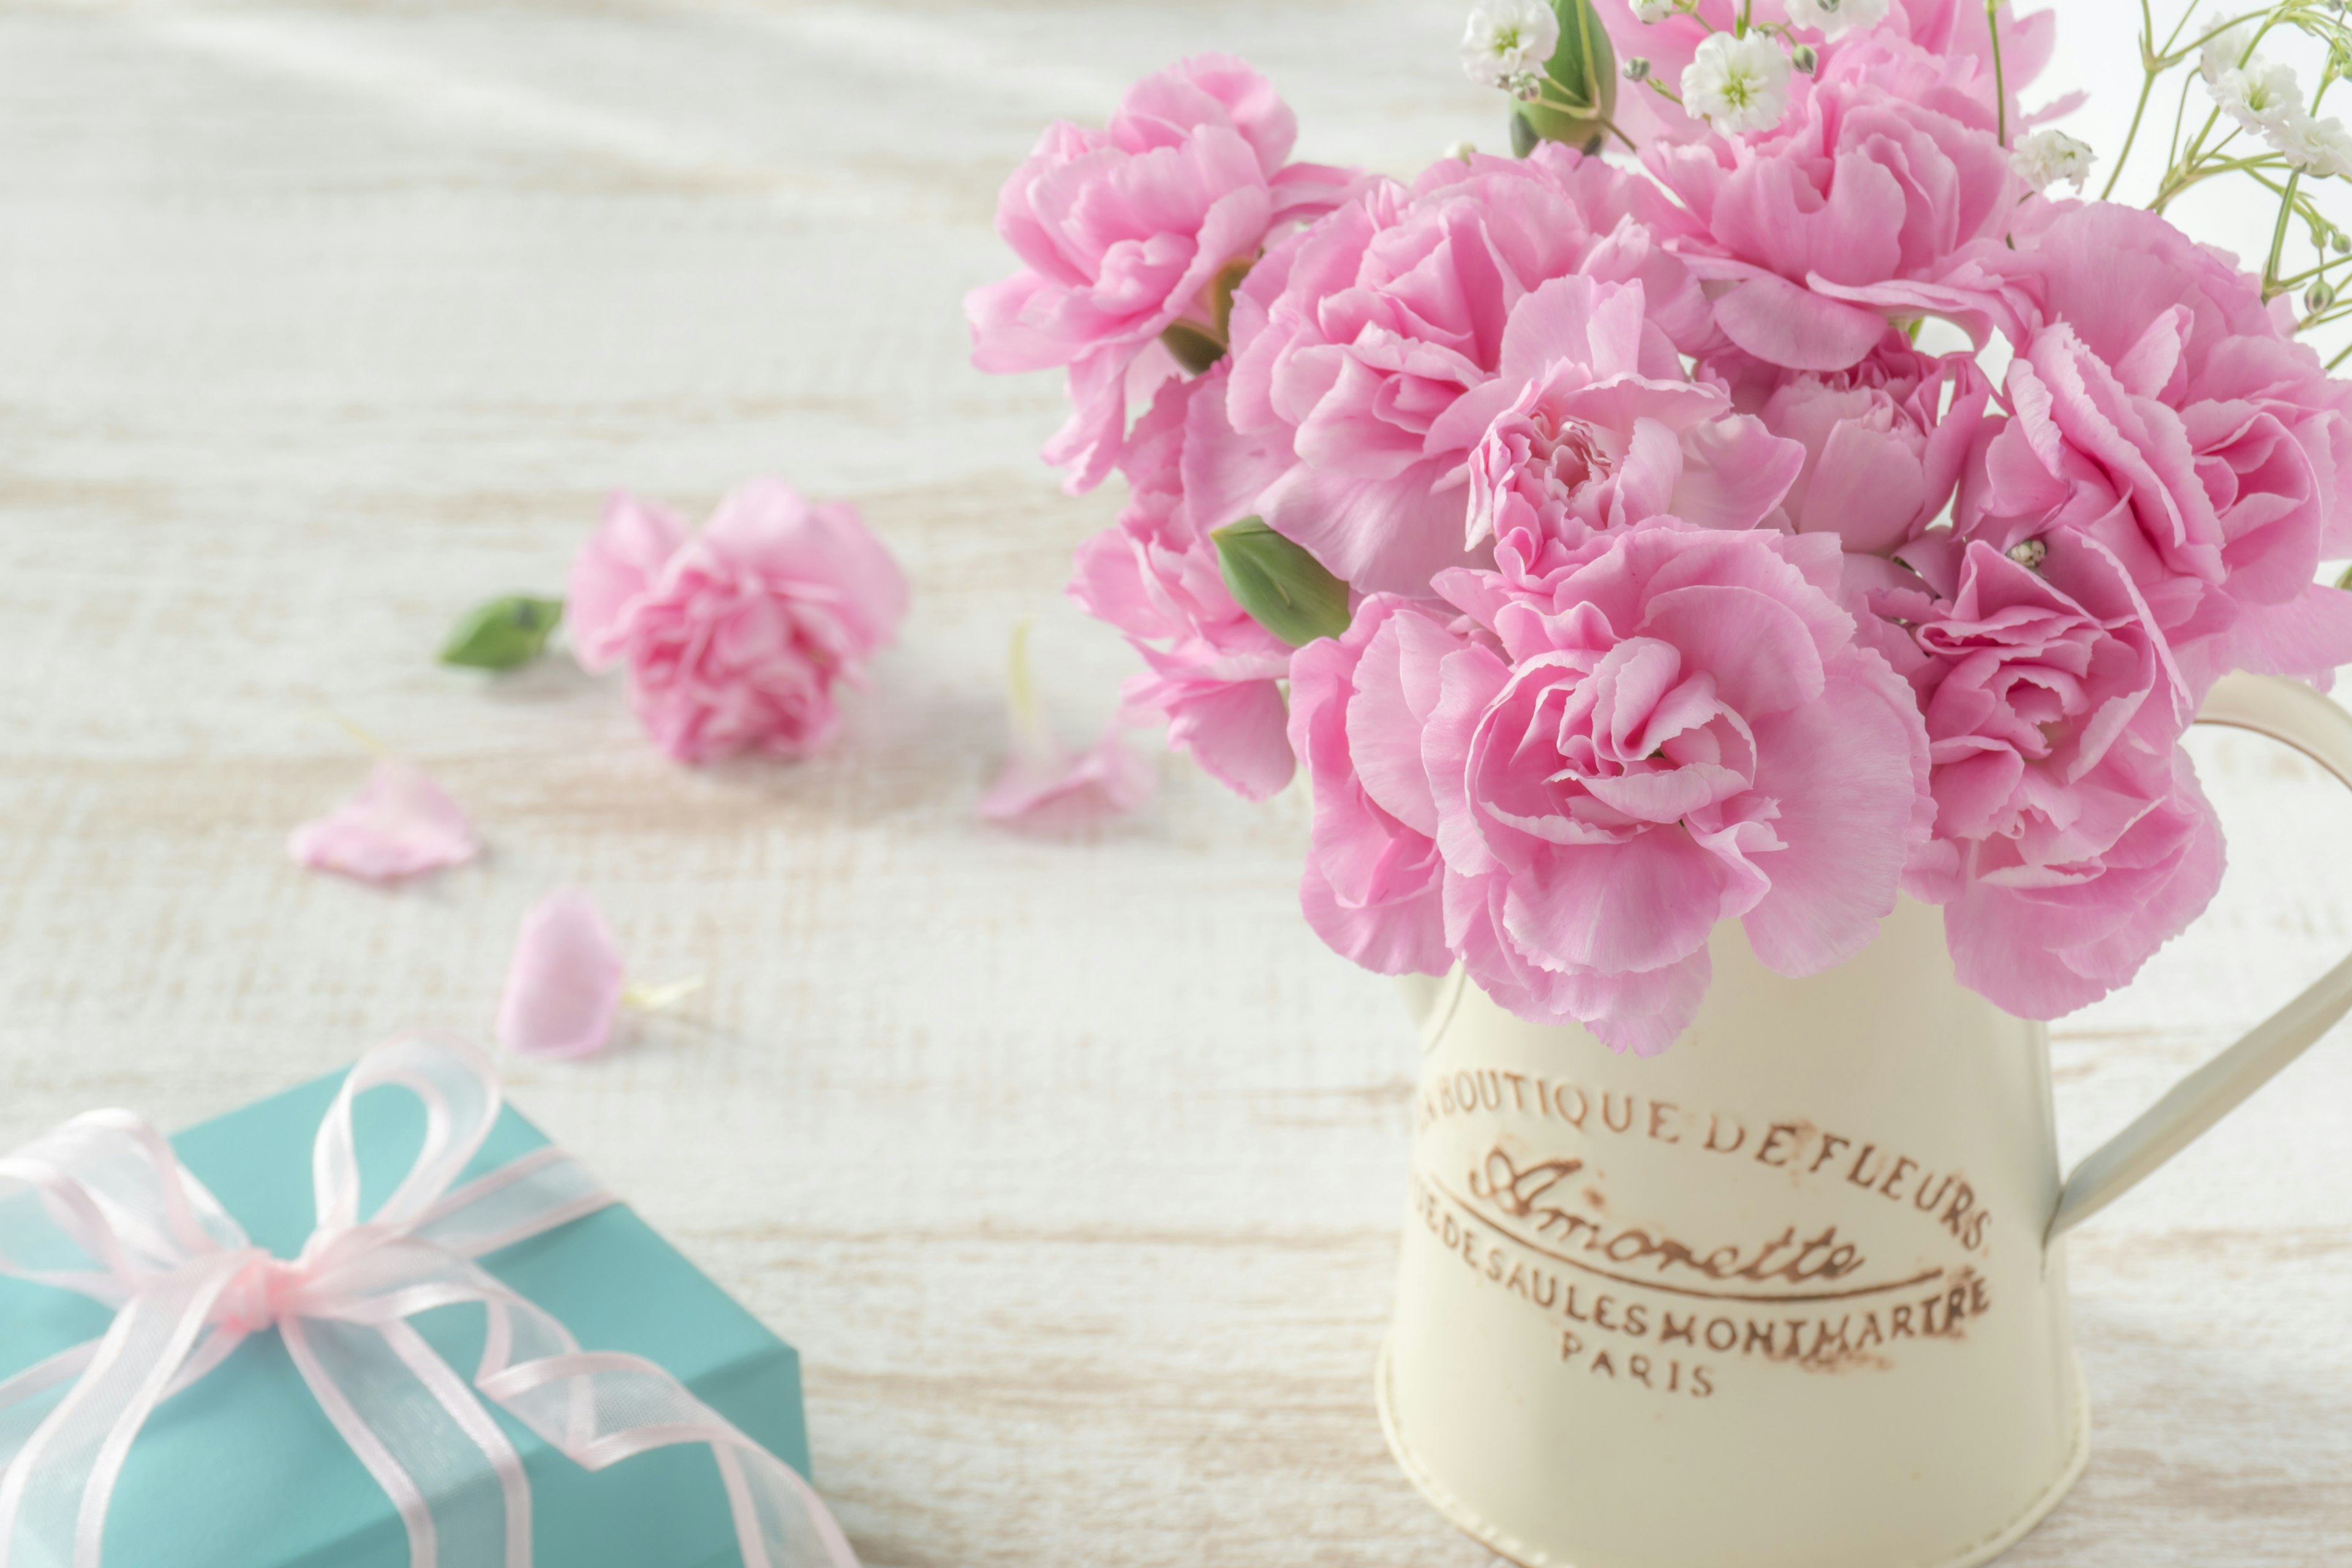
569 480 908 765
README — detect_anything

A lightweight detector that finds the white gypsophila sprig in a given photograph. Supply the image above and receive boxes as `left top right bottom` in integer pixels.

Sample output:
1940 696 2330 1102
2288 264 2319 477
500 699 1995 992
1461 0 1562 89
1631 0 1677 22
2212 58 2308 135
2198 12 2260 84
1784 0 1893 40
2272 111 2352 178
1682 31 1793 135
2011 128 2097 192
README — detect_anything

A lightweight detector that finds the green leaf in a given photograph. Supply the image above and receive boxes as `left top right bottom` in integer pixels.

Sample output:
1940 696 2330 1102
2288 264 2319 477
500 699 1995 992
1160 322 1227 375
1157 256 1257 375
1212 518 1351 648
1514 0 1619 155
439 595 565 669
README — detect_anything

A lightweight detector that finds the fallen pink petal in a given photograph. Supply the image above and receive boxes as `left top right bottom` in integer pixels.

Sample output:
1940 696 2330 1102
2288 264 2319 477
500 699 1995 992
977 623 1157 825
497 888 628 1060
978 723 1158 824
288 760 480 883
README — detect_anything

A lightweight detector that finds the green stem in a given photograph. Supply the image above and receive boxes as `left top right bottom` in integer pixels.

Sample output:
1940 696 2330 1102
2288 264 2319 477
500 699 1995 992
2275 254 2351 290
2103 59 2160 199
1986 0 2008 146
2264 170 2303 298
2329 336 2352 372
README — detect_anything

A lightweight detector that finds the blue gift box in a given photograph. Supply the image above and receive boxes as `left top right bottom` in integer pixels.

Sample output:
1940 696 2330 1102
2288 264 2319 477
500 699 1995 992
0 1069 812 1568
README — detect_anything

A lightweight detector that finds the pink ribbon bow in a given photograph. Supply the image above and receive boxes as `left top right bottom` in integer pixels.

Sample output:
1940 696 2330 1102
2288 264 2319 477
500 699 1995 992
0 1037 859 1568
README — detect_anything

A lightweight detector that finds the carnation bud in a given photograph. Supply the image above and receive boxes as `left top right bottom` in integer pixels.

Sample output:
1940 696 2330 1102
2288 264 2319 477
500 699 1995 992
2005 538 2048 571
1211 518 1353 647
1623 56 1652 81
1792 43 1819 74
2309 281 2337 312
1510 0 1620 156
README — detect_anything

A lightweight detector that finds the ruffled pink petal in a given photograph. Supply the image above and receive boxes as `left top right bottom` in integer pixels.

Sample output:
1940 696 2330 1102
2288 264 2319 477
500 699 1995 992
568 492 688 673
1739 656 1932 977
496 889 627 1060
978 721 1158 824
288 761 479 884
1711 274 1891 373
1159 679 1295 801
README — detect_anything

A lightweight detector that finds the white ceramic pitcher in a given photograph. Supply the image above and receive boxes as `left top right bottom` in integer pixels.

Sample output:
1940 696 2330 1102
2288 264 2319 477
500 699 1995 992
1379 671 2352 1568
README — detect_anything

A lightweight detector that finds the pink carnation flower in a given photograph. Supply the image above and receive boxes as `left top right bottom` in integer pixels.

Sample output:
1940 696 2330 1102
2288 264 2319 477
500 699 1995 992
1286 597 1457 976
1594 0 2057 149
568 481 908 765
1647 37 2022 371
1069 371 1298 799
1709 334 1991 554
1882 535 2220 1016
1214 145 1716 594
1466 275 1804 587
965 55 1352 493
1298 524 1931 1053
1951 202 2352 697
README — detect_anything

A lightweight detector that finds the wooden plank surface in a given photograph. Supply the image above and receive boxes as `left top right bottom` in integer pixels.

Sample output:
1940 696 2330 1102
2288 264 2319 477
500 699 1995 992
0 3 2344 1563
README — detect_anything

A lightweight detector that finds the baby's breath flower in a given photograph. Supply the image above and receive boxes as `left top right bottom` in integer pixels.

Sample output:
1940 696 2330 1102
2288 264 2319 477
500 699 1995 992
1785 0 1891 39
1681 31 1792 136
2270 110 2352 178
1632 0 1677 21
2211 58 2305 135
2198 12 2260 84
2011 128 2097 192
1461 0 1562 89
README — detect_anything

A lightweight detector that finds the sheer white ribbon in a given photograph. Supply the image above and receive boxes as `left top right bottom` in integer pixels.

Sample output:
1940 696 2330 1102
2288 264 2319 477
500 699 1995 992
0 1036 859 1568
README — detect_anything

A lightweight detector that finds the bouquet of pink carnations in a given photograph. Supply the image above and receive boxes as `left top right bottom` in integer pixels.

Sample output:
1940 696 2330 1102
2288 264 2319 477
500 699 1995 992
967 0 2352 1053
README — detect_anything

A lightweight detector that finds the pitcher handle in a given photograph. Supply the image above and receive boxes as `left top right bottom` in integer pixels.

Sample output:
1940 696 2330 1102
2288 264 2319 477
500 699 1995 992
2048 671 2352 1241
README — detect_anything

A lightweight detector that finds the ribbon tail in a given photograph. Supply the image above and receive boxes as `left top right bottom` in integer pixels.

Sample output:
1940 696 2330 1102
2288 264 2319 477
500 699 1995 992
379 1321 530 1568
0 1344 99 1482
712 1443 860 1568
0 1255 241 1568
282 1319 449 1568
478 1348 859 1568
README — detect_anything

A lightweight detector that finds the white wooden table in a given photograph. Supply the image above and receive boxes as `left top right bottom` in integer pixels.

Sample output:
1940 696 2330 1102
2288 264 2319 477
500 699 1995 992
0 4 2345 1564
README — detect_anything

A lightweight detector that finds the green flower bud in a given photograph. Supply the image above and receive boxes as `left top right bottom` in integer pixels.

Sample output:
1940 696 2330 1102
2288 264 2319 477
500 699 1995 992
1512 0 1619 156
1792 43 1820 75
2309 280 2337 314
1210 518 1352 647
1623 56 1652 81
